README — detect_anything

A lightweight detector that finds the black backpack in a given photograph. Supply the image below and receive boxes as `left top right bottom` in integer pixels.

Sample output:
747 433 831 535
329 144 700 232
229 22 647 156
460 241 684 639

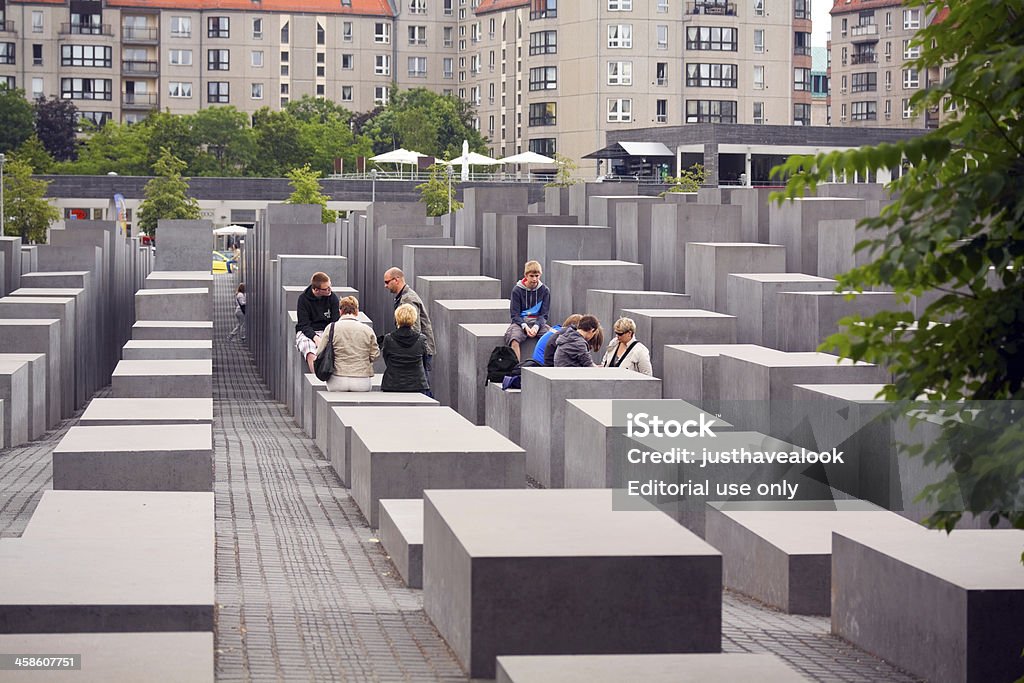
485 345 519 385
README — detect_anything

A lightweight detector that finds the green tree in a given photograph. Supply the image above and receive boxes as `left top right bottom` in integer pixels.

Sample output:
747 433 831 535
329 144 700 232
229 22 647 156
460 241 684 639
772 0 1024 532
362 88 489 158
190 107 255 176
251 108 312 176
0 86 35 154
144 111 199 171
416 162 461 217
136 147 200 237
1 158 60 243
56 121 151 175
285 165 337 223
545 153 581 187
661 163 706 195
285 95 352 124
11 134 55 174
33 96 79 161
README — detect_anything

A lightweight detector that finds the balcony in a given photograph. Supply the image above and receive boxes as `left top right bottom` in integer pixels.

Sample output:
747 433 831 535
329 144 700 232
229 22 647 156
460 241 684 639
0 20 14 33
688 1 737 15
122 92 157 109
850 53 877 65
122 25 158 43
656 76 668 86
60 23 113 36
851 23 878 38
122 60 158 76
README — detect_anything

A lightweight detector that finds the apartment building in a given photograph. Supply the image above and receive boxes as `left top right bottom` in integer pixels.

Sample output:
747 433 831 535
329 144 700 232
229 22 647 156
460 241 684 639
829 0 940 129
1 0 814 167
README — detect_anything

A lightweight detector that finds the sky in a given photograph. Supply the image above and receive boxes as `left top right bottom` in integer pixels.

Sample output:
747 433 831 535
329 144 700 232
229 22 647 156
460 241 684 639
812 0 833 46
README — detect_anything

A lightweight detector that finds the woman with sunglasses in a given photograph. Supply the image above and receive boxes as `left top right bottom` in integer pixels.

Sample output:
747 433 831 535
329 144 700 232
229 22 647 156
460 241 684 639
602 316 652 375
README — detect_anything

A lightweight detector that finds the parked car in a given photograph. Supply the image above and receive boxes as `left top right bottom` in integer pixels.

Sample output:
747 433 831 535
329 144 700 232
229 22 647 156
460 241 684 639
212 250 231 273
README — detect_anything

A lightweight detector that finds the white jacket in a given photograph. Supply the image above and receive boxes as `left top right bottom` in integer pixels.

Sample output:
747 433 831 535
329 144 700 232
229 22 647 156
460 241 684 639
602 339 653 375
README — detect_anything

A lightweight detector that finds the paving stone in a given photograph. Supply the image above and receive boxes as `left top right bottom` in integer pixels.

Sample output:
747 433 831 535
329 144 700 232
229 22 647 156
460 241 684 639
496 653 809 683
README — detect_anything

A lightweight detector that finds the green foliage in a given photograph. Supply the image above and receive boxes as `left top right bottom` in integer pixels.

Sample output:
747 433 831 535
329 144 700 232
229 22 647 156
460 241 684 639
136 147 200 237
362 88 489 159
56 121 151 175
545 153 580 187
33 96 79 162
772 0 1024 532
0 85 35 154
189 107 255 176
416 162 462 217
11 135 55 174
661 163 706 195
1 157 60 243
285 165 337 224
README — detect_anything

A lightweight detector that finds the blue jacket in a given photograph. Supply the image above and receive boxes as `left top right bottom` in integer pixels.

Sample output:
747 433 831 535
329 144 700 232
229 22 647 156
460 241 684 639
509 279 550 328
532 325 561 364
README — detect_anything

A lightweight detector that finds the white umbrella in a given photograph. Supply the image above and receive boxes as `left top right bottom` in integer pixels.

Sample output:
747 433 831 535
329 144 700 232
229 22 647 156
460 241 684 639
442 148 500 181
370 148 426 165
213 225 249 236
498 151 555 165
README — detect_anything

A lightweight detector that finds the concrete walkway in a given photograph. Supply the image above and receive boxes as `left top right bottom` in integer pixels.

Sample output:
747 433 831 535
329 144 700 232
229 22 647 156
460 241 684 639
0 272 921 682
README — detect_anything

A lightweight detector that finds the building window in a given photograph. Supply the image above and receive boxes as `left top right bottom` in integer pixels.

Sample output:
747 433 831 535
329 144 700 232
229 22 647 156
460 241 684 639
409 26 426 45
685 99 737 123
529 30 556 55
0 76 14 89
903 8 921 29
686 63 737 88
32 44 42 66
656 98 667 122
794 102 810 125
31 77 44 99
528 101 556 126
607 61 633 85
794 31 811 56
851 72 877 92
3 42 20 65
208 49 229 71
341 85 352 101
62 45 113 68
903 68 919 88
280 83 289 95
171 16 191 38
885 11 892 30
341 54 354 69
70 13 103 34
252 18 263 39
686 26 737 51
794 0 808 19
168 49 192 66
443 57 453 78
317 22 325 45
657 25 668 49
608 24 632 48
902 39 920 60
753 101 764 124
753 29 765 53
754 0 764 16
208 17 229 38
529 138 556 156
657 0 669 12
753 64 764 89
60 78 112 100
343 22 353 41
207 81 228 103
410 0 427 14
609 0 632 9
530 0 557 20
31 11 43 32
168 81 192 98
375 23 390 44
884 99 892 116
408 56 426 76
443 26 454 48
251 50 263 67
529 66 557 90
793 67 811 91
851 101 877 121
374 86 389 106
79 111 111 126
375 55 391 75
444 0 454 15
902 98 913 118
656 61 668 85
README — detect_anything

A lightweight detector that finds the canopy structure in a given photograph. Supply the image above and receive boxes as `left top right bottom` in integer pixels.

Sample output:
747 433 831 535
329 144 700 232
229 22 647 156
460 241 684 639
441 142 500 180
369 148 426 165
582 141 674 160
498 151 555 165
213 225 249 236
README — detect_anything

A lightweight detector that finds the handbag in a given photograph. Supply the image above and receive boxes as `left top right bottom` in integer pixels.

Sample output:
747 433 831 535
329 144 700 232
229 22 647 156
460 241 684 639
313 323 335 381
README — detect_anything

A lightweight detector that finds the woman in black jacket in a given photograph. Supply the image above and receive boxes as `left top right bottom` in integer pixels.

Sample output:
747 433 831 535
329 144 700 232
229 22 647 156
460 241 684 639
381 303 430 393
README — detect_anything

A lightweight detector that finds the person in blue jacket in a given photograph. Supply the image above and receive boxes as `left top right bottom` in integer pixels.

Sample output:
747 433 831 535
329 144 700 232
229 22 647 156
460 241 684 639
504 260 551 361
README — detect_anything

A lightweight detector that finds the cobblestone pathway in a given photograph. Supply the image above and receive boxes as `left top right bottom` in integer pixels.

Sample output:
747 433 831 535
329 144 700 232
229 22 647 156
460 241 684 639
0 273 922 682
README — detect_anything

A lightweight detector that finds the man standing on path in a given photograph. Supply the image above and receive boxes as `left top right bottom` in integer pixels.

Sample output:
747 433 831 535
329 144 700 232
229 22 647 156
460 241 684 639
296 271 340 373
383 267 436 386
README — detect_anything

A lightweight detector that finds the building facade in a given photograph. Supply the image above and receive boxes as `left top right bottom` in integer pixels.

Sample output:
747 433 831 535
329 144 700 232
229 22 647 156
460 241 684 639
2 0 817 168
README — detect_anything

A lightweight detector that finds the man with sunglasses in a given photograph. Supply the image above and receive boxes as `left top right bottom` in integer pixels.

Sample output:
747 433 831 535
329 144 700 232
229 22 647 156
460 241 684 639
383 267 435 390
296 271 340 373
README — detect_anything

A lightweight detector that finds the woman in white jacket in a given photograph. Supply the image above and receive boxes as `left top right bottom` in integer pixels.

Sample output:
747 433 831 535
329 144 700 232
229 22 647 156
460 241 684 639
602 317 653 376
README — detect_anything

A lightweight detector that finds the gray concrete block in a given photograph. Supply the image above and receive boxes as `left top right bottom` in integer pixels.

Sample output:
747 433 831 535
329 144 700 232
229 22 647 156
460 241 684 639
121 340 213 361
456 323 509 425
433 299 511 409
520 367 662 488
571 182 639 223
833 526 1024 683
725 274 837 347
154 220 214 271
0 359 30 447
351 421 523 526
0 236 23 295
144 271 214 290
483 214 576 291
662 344 766 410
458 186 530 248
684 243 787 313
132 321 214 341
79 398 213 426
769 198 874 276
135 288 212 322
379 499 423 588
423 489 722 679
51 424 213 491
777 291 910 353
0 319 62 425
548 261 644 325
496 653 809 683
22 490 213 540
313 391 438 463
0 633 214 683
402 245 481 287
0 354 45 441
611 198 665 278
586 290 691 339
111 360 213 399
650 204 745 293
528 225 613 283
705 502 913 615
0 296 78 415
301 373 329 438
485 383 521 445
622 309 737 378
